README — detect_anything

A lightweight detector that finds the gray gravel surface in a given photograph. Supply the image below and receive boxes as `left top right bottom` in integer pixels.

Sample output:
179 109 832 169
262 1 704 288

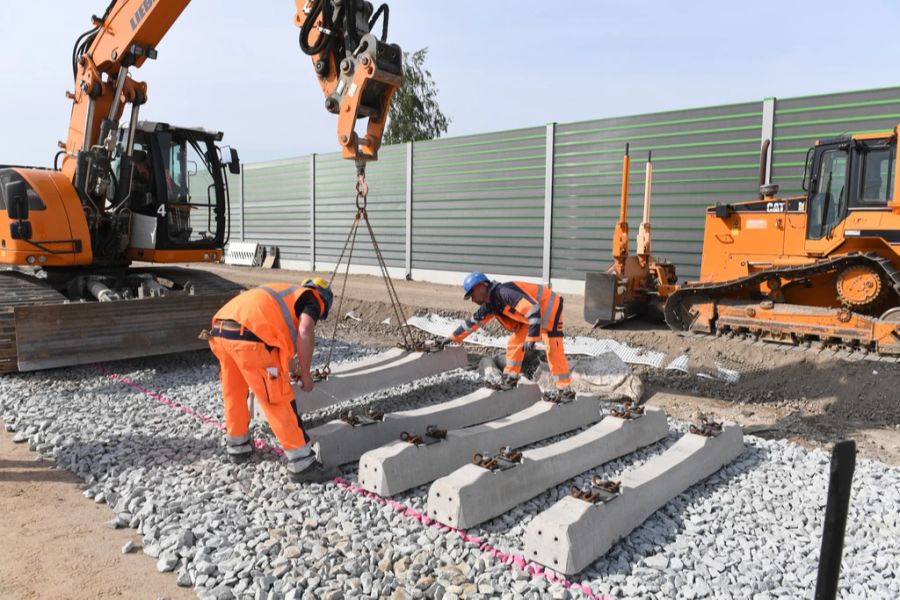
1 340 898 599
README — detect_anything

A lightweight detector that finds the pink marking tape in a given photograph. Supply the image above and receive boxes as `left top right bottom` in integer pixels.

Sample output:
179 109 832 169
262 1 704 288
96 366 282 455
333 477 607 599
99 366 607 599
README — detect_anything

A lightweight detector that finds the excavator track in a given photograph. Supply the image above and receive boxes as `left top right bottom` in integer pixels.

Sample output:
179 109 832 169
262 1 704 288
664 252 900 358
0 272 70 373
0 267 244 373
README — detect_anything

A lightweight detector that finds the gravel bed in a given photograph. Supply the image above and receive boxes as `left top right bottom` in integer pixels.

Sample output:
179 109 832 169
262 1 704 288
1 340 898 600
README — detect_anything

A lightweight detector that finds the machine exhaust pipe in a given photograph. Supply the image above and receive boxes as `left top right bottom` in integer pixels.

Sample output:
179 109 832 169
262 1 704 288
758 138 771 199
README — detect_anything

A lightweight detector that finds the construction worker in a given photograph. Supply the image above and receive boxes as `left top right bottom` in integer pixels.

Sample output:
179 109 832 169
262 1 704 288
446 272 574 397
206 278 335 483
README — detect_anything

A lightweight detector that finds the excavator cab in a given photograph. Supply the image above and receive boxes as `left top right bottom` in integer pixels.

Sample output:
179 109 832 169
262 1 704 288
113 121 238 262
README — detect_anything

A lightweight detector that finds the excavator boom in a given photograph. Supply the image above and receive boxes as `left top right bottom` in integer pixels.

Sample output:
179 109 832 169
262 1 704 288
0 0 404 373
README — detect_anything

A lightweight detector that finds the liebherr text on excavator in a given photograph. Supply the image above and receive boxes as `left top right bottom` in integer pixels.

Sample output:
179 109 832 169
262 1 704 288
0 0 402 372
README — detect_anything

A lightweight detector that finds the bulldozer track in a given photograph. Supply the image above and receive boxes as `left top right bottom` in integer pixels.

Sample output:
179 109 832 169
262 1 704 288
664 252 900 358
0 267 244 373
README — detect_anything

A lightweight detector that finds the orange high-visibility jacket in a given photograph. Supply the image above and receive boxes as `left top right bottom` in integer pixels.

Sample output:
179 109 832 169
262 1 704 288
451 281 563 344
213 282 327 376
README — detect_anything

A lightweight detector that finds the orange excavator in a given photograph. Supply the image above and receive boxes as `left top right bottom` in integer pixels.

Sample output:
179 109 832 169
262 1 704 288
0 0 402 372
586 131 900 357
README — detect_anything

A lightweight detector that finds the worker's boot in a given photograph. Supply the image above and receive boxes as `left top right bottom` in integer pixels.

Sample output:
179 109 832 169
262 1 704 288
286 447 336 484
498 374 519 391
560 386 576 400
289 459 337 484
225 436 253 464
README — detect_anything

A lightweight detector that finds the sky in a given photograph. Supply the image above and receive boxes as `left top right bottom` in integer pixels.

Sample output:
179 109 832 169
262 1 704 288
3 0 900 167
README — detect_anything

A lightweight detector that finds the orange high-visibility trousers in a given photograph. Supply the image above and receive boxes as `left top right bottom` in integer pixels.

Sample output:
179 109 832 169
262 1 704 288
505 325 572 388
209 336 309 454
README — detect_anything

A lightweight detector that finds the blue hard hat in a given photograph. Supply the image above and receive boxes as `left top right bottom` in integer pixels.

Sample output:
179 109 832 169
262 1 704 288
303 278 333 320
463 271 489 299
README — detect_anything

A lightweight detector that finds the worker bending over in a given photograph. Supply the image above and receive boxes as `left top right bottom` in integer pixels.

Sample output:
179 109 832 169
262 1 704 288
207 278 334 483
447 272 574 398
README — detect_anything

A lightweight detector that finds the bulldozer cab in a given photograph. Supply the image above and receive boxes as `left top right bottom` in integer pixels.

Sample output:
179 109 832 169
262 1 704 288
802 136 895 253
114 121 238 253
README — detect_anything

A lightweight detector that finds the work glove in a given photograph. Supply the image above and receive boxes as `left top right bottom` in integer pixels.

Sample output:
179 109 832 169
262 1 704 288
522 341 536 352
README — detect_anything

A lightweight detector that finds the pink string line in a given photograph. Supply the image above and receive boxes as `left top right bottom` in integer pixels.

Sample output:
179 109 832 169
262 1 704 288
98 365 607 599
333 477 608 599
95 366 282 455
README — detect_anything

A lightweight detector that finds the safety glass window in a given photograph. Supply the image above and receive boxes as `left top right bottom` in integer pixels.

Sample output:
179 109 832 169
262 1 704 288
807 148 849 240
857 147 894 206
158 133 218 244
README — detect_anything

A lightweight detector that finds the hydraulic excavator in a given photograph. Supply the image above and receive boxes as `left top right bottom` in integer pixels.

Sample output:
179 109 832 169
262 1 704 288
0 0 402 372
586 130 900 357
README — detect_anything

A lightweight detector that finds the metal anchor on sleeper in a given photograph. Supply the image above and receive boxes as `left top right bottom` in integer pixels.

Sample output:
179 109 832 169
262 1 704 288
400 424 447 446
472 446 524 472
570 476 622 504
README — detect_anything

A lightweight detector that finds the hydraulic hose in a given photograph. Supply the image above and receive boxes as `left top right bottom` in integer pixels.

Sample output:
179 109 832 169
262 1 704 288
369 4 389 42
299 0 334 56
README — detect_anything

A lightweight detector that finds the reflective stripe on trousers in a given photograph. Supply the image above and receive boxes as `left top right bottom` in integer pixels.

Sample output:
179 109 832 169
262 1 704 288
284 443 314 462
226 431 251 446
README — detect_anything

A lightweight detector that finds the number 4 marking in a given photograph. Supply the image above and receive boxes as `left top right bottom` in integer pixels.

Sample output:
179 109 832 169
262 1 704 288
157 204 167 217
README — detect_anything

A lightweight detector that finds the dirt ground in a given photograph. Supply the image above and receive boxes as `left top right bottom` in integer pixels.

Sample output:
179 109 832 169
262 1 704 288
0 424 194 600
195 263 900 465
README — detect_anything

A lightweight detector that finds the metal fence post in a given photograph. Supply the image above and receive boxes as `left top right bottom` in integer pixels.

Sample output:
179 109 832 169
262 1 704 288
405 142 414 280
310 153 316 272
239 164 245 242
542 122 556 285
761 97 776 184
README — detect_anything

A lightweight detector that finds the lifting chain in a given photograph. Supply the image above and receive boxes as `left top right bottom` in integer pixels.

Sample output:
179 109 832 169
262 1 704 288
319 162 424 376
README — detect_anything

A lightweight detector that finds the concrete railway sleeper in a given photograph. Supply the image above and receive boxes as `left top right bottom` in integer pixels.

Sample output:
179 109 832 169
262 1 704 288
311 383 545 467
524 421 744 575
357 393 604 497
427 404 669 529
250 346 469 415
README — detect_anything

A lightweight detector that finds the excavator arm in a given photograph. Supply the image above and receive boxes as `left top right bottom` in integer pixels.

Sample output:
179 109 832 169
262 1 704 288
295 0 403 162
0 1 405 373
61 0 190 182
61 0 402 193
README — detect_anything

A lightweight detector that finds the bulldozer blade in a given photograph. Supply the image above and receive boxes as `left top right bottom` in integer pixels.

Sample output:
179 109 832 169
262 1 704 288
584 272 618 326
13 293 236 371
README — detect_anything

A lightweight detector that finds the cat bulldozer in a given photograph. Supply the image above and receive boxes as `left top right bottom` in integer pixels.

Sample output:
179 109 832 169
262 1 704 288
585 129 900 357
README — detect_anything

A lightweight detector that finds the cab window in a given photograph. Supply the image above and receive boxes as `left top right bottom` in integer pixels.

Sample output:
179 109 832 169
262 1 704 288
807 147 849 239
855 146 894 207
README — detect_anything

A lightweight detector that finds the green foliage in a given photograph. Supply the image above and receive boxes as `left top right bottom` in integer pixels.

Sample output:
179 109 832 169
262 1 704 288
384 48 450 145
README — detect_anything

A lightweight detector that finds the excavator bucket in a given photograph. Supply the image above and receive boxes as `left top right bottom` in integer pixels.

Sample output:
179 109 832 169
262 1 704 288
583 272 618 326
